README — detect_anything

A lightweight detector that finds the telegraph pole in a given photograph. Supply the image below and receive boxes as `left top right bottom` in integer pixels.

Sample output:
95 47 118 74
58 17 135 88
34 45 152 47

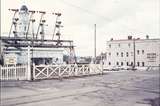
133 38 136 69
94 24 96 63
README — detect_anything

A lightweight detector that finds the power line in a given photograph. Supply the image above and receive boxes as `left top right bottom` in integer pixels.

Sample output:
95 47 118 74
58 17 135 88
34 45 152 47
59 0 137 32
59 0 112 22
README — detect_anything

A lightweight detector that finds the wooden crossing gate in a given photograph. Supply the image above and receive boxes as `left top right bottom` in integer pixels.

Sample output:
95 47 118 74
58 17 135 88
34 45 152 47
33 64 103 80
0 65 28 80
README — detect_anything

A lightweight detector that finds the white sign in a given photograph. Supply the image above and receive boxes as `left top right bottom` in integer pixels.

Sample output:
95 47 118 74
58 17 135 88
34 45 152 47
4 54 17 65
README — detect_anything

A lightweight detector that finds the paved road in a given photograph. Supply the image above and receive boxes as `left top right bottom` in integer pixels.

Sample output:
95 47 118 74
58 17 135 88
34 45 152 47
1 70 160 106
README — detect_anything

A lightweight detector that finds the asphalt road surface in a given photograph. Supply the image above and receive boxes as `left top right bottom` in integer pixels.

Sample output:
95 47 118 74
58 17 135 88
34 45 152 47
1 69 160 106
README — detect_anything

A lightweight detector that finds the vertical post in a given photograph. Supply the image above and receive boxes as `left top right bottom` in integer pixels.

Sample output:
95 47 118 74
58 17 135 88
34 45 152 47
15 64 17 80
82 65 85 75
8 11 18 38
0 66 1 80
94 24 96 63
27 46 31 80
133 38 136 69
6 65 8 80
58 65 61 77
101 54 103 74
33 64 35 80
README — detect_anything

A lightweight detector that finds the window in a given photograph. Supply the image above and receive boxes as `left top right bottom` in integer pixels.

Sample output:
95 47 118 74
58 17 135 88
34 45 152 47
109 62 111 65
109 44 111 48
117 52 119 56
121 62 123 66
142 62 145 66
126 52 129 57
126 62 129 66
128 43 131 47
137 62 140 66
109 52 111 56
131 62 133 66
137 50 140 55
142 50 144 54
116 62 119 65
147 53 156 62
118 44 120 47
24 26 27 31
121 52 123 57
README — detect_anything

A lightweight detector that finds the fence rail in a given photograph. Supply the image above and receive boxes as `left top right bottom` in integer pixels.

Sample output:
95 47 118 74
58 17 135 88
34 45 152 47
0 65 28 80
33 64 103 80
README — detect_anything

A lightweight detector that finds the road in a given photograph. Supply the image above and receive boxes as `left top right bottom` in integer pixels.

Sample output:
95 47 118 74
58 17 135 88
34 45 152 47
1 69 160 106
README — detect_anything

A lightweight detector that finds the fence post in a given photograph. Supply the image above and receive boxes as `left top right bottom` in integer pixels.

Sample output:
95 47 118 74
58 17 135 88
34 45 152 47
101 60 103 74
6 65 9 80
0 66 1 80
83 65 85 75
33 64 35 80
58 65 61 77
27 46 31 80
15 64 17 80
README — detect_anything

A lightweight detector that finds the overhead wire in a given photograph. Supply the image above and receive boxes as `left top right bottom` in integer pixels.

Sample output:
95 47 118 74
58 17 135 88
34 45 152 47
59 0 137 32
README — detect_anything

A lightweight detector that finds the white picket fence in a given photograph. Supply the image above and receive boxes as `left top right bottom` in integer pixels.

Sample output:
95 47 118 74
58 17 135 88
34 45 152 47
33 64 103 80
0 65 28 80
0 64 103 80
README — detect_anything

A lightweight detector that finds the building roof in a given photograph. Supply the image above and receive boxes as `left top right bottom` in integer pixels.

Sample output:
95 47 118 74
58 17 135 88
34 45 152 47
107 38 160 43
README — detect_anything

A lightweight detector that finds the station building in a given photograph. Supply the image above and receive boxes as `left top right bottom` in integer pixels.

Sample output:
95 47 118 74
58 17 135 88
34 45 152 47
104 36 160 67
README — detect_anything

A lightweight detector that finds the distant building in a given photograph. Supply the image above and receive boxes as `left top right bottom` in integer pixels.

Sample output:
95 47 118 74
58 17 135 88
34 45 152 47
104 36 160 67
76 56 92 64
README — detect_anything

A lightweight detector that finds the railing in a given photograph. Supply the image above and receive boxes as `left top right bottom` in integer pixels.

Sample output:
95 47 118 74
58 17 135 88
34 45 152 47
33 64 103 80
0 65 28 80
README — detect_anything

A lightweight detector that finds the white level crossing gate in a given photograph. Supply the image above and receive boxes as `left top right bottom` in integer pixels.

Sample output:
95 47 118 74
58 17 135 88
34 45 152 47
0 65 28 80
33 64 103 80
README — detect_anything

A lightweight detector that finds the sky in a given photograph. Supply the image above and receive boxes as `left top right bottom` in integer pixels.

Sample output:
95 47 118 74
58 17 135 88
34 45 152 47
1 0 160 57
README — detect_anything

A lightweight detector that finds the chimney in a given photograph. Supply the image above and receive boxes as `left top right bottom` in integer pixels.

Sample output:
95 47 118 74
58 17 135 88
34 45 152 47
146 35 149 39
128 36 132 40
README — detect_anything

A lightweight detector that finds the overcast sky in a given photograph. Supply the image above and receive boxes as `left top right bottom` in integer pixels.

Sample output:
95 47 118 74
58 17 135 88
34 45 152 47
1 0 160 56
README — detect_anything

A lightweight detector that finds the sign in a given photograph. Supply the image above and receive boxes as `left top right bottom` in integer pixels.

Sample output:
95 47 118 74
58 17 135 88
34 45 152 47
4 54 17 65
147 53 156 62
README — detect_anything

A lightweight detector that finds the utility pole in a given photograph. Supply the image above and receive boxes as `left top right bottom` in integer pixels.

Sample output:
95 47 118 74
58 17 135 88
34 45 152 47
94 24 96 63
27 45 31 80
133 38 136 69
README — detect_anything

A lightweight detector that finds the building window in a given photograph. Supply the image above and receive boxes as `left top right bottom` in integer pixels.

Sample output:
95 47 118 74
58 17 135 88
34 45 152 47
137 50 140 55
126 62 129 66
24 26 27 31
131 52 133 56
142 62 145 66
121 62 123 66
137 62 140 66
118 44 120 47
109 44 111 48
109 52 111 56
147 53 156 62
131 62 133 66
116 62 119 65
128 43 131 47
142 50 144 54
117 52 119 56
109 62 111 65
104 53 107 59
121 52 123 57
126 52 129 57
